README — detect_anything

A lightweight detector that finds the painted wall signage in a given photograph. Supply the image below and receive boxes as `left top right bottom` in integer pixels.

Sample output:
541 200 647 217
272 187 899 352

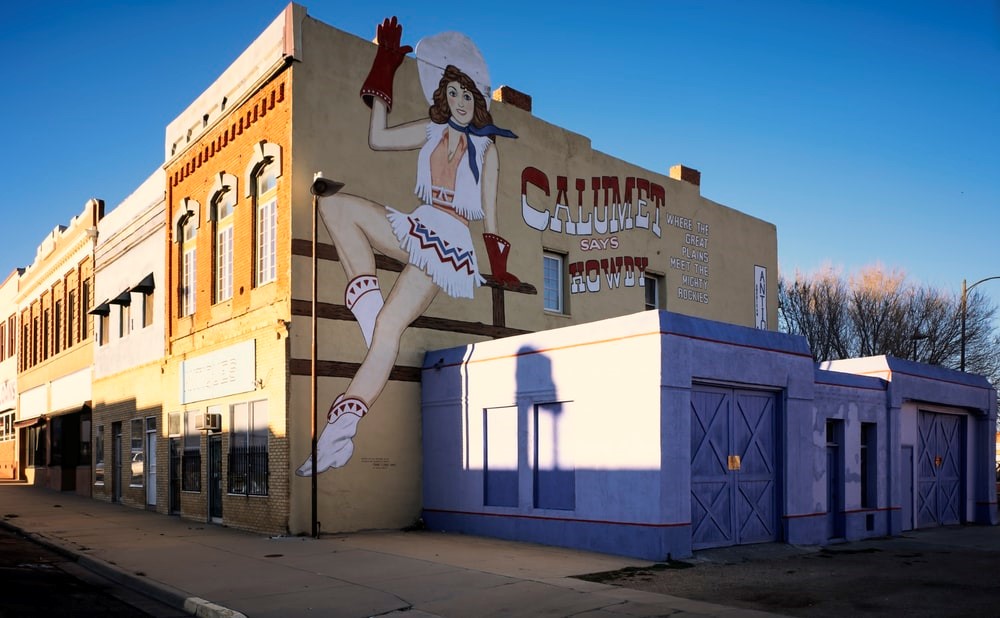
300 18 520 476
180 340 256 404
755 265 767 329
521 167 713 304
0 379 14 410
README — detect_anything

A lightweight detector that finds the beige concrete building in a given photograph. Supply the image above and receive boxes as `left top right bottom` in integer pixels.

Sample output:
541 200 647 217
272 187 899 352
0 269 21 480
90 170 166 509
156 5 777 535
15 199 102 494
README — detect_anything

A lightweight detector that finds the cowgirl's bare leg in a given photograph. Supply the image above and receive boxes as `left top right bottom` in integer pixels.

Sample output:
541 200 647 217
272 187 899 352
346 266 439 404
318 193 406 276
318 194 405 347
296 266 439 475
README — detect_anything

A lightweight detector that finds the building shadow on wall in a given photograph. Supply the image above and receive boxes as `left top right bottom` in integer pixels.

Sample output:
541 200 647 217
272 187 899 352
481 345 572 510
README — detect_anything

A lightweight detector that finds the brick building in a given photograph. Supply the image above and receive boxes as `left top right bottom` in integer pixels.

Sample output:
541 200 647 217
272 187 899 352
15 199 102 494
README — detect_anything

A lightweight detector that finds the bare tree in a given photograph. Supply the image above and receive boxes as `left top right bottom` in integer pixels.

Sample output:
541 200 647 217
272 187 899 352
778 265 850 361
779 264 998 378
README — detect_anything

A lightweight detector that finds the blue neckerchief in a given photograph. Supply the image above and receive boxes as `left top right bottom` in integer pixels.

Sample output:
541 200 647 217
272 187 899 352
446 119 518 182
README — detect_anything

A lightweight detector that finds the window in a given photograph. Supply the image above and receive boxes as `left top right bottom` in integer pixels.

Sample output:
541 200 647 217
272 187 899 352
0 322 5 360
32 315 39 366
81 278 91 341
543 252 565 313
133 273 155 328
27 424 45 467
49 416 62 466
21 321 29 371
6 315 13 360
861 422 877 509
212 187 235 302
168 412 181 438
119 303 131 338
42 308 50 360
255 164 278 287
142 290 154 327
54 300 62 354
130 419 143 487
95 425 105 484
0 411 14 442
99 313 110 346
180 213 197 317
67 290 76 347
644 274 662 310
229 400 269 496
534 402 575 510
484 405 518 507
182 411 201 492
80 417 91 461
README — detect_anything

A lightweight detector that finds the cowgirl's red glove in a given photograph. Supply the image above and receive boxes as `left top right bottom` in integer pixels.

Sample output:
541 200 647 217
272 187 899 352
360 17 413 111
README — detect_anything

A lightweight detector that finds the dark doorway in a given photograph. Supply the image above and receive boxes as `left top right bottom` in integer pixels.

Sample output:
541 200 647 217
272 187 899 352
168 438 181 515
208 434 223 522
111 422 122 503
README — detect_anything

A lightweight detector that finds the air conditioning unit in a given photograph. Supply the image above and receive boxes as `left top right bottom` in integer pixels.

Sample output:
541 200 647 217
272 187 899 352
195 412 222 432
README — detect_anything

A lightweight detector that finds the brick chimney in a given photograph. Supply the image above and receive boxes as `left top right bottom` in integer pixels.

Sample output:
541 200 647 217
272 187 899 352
492 85 532 113
669 164 701 188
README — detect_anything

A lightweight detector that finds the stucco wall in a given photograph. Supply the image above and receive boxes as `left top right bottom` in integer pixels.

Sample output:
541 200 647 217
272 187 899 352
93 169 166 379
286 9 778 536
423 311 996 560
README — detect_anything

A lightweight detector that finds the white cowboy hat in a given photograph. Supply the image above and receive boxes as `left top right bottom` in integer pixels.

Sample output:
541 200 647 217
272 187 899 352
416 31 491 109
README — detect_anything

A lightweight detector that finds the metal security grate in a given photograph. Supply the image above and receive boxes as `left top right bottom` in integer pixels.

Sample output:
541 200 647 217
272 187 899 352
227 445 269 496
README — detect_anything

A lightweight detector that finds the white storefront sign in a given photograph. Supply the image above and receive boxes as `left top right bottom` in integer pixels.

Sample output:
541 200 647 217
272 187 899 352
180 340 256 404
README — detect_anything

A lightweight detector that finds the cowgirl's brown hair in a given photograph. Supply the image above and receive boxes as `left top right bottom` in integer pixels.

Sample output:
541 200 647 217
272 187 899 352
429 65 493 129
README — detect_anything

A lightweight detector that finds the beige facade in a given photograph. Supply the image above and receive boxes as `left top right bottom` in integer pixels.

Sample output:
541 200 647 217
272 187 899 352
152 5 777 535
9 5 776 536
0 269 21 480
282 10 777 534
90 170 166 509
15 199 102 494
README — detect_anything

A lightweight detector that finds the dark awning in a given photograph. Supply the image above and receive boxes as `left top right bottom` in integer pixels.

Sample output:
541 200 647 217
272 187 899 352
88 301 111 316
109 289 132 306
48 402 91 418
14 416 45 429
132 273 155 294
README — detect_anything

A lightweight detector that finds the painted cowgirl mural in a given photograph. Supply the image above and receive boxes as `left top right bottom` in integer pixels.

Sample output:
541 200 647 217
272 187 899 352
297 17 520 475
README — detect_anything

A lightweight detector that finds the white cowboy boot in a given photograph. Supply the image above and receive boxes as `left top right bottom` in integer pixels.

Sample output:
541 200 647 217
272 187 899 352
295 396 367 476
345 275 383 348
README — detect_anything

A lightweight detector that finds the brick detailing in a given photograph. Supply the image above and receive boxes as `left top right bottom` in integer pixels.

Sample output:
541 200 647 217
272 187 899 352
170 82 286 188
669 164 701 187
491 85 532 112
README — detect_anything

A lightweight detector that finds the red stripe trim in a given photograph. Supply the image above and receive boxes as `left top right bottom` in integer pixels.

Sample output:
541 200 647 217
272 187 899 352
423 507 689 529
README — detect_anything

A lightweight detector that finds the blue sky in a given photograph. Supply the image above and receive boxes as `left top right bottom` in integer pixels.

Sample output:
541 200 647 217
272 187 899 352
2 1 998 306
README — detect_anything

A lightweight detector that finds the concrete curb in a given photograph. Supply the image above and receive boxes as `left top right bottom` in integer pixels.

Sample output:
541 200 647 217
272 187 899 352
0 518 246 618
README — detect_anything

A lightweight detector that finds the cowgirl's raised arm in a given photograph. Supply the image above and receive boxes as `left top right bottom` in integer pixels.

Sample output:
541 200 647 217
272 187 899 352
360 17 426 151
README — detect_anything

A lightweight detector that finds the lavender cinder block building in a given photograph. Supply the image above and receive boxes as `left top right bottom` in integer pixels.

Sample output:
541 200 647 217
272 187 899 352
421 311 997 560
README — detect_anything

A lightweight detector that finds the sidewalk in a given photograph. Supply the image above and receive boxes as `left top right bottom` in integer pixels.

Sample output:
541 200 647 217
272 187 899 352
0 484 781 618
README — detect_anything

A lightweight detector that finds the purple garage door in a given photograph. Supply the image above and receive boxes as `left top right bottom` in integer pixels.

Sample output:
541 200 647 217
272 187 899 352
691 386 778 550
917 411 964 527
